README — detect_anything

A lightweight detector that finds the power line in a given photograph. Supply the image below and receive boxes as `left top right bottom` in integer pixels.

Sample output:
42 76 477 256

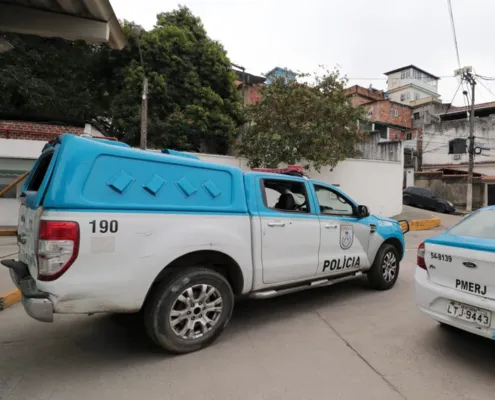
474 74 495 81
475 76 495 99
347 76 455 81
444 79 463 114
447 0 462 68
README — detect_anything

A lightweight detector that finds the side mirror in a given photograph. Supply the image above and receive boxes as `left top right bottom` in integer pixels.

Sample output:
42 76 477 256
357 205 369 219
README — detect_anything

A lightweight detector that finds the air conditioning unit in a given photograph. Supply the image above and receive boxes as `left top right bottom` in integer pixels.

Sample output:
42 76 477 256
453 154 461 160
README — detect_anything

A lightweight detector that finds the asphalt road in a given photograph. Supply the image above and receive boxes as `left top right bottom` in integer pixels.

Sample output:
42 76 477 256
2 215 495 400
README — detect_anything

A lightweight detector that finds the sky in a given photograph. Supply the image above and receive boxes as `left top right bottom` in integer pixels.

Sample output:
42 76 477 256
113 0 495 107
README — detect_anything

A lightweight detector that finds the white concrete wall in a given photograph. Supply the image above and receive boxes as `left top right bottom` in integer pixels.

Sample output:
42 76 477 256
387 69 439 93
308 159 403 217
388 86 436 105
0 138 47 159
0 198 20 227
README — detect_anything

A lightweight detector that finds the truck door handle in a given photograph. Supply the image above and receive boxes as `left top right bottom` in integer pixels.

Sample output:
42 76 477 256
268 221 285 227
324 224 338 229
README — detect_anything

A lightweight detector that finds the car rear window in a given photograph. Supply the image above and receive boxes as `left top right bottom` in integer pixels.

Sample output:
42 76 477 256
448 209 495 240
26 151 54 192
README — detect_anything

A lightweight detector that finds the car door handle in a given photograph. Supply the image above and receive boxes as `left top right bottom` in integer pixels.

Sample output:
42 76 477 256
324 224 338 229
268 221 285 227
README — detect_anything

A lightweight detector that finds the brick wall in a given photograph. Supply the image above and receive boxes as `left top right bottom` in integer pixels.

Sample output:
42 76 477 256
371 100 412 129
0 120 84 141
345 86 384 106
235 80 264 105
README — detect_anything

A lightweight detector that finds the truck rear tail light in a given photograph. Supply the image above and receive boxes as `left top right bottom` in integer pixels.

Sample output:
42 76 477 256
417 242 426 270
37 221 79 281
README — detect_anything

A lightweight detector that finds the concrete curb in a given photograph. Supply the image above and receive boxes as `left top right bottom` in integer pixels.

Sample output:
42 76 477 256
399 218 441 232
0 288 21 311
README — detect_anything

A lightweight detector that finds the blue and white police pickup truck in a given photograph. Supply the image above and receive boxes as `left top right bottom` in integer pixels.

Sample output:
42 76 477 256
2 134 406 354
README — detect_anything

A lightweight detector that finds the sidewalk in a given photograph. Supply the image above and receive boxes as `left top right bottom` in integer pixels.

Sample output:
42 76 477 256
394 205 462 230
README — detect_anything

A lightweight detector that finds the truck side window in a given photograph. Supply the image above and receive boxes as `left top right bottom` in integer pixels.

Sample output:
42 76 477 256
314 185 354 216
262 179 310 213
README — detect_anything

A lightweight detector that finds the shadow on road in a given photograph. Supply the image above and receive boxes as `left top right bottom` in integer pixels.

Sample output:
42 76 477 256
421 323 495 378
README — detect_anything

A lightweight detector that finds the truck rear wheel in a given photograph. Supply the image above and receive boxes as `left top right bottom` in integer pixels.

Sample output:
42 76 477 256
144 267 234 354
367 244 400 290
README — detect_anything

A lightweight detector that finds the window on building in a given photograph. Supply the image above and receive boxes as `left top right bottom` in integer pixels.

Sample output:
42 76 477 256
367 107 373 117
400 92 411 102
375 124 389 140
401 69 411 79
448 138 467 155
413 112 420 120
406 132 412 140
391 109 399 117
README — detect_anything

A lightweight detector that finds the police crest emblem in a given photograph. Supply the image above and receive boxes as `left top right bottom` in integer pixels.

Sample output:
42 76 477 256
340 225 354 250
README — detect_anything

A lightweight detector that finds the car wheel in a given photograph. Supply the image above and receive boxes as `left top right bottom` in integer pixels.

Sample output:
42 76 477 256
403 196 411 206
367 244 400 290
144 267 234 354
435 203 446 213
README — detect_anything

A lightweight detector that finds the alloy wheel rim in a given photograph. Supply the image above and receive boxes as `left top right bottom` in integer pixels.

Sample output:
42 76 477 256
169 284 224 340
382 252 397 283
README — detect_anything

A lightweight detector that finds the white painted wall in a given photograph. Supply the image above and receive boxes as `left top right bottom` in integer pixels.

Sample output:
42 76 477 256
0 138 47 159
0 199 20 227
387 68 440 105
387 69 439 93
308 159 403 217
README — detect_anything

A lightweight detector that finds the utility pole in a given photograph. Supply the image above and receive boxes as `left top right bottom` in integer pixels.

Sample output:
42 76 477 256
132 26 148 150
140 77 148 150
455 66 476 212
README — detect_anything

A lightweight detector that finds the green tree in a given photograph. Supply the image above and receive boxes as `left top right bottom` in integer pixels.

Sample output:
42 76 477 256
0 6 243 154
238 69 365 171
0 34 105 123
103 7 243 153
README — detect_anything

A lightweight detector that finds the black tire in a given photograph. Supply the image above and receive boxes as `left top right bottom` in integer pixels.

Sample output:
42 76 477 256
367 244 400 290
143 267 234 354
403 196 411 206
435 203 446 213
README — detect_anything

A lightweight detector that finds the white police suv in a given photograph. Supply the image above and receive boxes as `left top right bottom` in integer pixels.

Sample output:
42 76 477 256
416 206 495 338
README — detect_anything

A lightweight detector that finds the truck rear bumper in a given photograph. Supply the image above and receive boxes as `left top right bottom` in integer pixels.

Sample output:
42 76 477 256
1 259 54 323
22 296 53 323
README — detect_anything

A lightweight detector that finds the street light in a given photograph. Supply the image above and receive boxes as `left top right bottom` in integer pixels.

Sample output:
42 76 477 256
132 26 148 150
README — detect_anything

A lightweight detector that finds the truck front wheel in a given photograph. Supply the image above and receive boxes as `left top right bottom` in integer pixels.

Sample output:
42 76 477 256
144 267 234 354
367 244 400 290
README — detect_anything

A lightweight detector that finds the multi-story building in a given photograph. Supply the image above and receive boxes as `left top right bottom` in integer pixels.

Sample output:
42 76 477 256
384 65 441 105
344 85 416 142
